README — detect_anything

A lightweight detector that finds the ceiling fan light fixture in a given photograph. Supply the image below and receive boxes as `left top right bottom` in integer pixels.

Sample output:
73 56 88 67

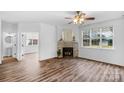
79 20 82 24
73 20 80 24
65 11 95 24
73 18 77 23
73 17 84 24
80 18 84 22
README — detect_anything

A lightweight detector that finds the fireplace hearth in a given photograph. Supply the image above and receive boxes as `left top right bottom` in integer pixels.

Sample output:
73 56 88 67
63 47 73 57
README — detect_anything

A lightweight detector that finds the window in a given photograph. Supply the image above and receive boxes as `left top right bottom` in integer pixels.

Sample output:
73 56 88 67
101 27 113 48
26 39 38 46
33 39 38 45
27 39 32 45
91 28 100 48
83 29 90 46
82 26 113 49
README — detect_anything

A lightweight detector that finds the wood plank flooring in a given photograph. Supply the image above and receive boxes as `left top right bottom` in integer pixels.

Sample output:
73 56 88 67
0 53 124 82
2 56 18 64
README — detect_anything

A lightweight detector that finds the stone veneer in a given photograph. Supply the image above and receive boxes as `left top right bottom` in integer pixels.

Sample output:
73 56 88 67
57 41 78 57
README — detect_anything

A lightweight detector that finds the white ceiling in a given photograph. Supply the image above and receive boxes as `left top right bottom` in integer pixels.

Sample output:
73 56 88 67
0 11 124 25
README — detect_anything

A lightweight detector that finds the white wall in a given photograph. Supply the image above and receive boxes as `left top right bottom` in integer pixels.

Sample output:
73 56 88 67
17 23 40 60
1 21 18 57
79 18 124 66
18 22 57 61
39 23 57 60
57 25 80 43
18 23 40 33
0 18 2 64
24 45 38 54
2 21 17 33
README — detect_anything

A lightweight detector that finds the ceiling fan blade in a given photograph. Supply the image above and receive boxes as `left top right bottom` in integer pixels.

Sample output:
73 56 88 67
85 17 95 20
68 21 73 24
65 17 72 19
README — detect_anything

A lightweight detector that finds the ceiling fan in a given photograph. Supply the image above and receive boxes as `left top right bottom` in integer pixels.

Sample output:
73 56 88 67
65 11 95 24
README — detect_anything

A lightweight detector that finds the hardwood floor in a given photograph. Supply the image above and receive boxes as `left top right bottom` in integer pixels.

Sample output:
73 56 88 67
2 56 18 64
0 53 124 82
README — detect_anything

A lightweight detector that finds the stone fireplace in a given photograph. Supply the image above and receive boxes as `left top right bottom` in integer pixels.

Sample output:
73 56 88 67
57 41 78 57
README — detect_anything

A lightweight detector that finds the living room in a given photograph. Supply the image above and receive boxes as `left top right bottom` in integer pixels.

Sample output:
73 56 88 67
0 11 124 82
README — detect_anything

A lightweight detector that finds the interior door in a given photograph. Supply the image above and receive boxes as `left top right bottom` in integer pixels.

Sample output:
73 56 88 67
12 33 17 58
21 33 26 59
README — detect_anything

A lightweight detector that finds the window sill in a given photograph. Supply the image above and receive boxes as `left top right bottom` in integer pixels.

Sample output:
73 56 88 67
81 46 115 50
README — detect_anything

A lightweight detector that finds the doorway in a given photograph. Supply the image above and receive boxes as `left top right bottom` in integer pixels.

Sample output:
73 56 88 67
21 32 39 62
2 32 17 63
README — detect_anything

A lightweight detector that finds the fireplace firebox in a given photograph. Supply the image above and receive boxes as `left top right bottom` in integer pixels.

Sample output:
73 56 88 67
63 47 73 57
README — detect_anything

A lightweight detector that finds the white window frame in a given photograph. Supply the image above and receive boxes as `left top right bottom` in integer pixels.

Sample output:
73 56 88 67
81 26 114 50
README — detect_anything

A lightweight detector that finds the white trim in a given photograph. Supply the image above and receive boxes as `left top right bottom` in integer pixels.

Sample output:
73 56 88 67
99 28 102 48
0 18 2 64
81 46 115 50
89 29 92 46
38 32 40 61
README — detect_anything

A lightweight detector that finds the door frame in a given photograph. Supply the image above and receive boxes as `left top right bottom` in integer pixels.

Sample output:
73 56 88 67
17 32 40 61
